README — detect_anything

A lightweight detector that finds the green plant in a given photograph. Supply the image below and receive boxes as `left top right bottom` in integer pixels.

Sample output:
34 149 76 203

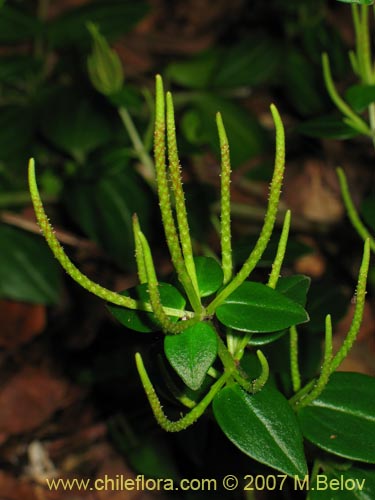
321 0 375 254
28 73 374 482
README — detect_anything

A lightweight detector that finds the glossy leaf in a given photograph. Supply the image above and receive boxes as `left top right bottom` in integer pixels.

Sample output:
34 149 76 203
0 225 60 304
216 281 309 333
164 323 217 390
345 84 375 113
213 383 307 477
107 283 185 332
194 256 223 298
308 466 375 500
298 372 375 463
276 275 311 307
248 329 288 346
361 195 375 233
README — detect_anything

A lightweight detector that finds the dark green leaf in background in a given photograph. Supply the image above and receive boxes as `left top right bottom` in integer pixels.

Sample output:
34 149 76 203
361 195 375 233
276 275 311 307
41 89 113 160
213 383 308 477
299 372 375 463
308 465 375 500
64 166 152 271
213 37 281 88
194 256 223 298
345 84 375 113
47 0 149 48
297 116 360 139
164 322 217 390
216 281 309 333
0 225 60 304
0 106 36 163
107 283 186 333
0 6 41 43
190 95 266 168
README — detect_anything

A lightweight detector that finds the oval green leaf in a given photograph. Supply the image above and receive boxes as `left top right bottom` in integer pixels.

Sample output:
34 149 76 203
213 383 307 477
194 256 223 298
107 283 186 332
164 322 217 391
345 84 375 113
216 281 309 333
298 372 375 463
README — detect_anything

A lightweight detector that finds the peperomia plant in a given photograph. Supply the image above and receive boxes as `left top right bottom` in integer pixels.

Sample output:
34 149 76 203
28 74 373 481
322 0 375 255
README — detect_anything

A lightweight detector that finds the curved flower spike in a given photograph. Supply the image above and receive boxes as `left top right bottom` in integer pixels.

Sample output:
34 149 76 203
28 159 185 319
135 352 230 432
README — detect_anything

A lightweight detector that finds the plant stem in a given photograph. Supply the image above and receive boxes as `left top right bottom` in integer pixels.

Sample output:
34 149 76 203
329 239 370 373
268 209 291 289
322 53 371 137
118 107 155 184
337 168 375 253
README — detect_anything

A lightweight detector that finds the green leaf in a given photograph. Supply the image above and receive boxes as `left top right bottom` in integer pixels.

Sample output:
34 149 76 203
191 95 266 167
194 256 223 298
345 84 375 112
47 0 149 48
306 279 348 333
0 6 41 43
248 329 288 346
107 283 185 332
0 105 35 163
216 281 309 333
298 372 375 463
213 36 281 88
361 195 375 233
247 276 310 345
0 55 41 84
0 225 60 304
41 88 113 159
297 116 359 139
282 49 325 116
336 0 373 5
63 166 153 270
213 383 308 477
276 275 311 307
166 50 219 89
308 466 375 500
164 323 218 390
